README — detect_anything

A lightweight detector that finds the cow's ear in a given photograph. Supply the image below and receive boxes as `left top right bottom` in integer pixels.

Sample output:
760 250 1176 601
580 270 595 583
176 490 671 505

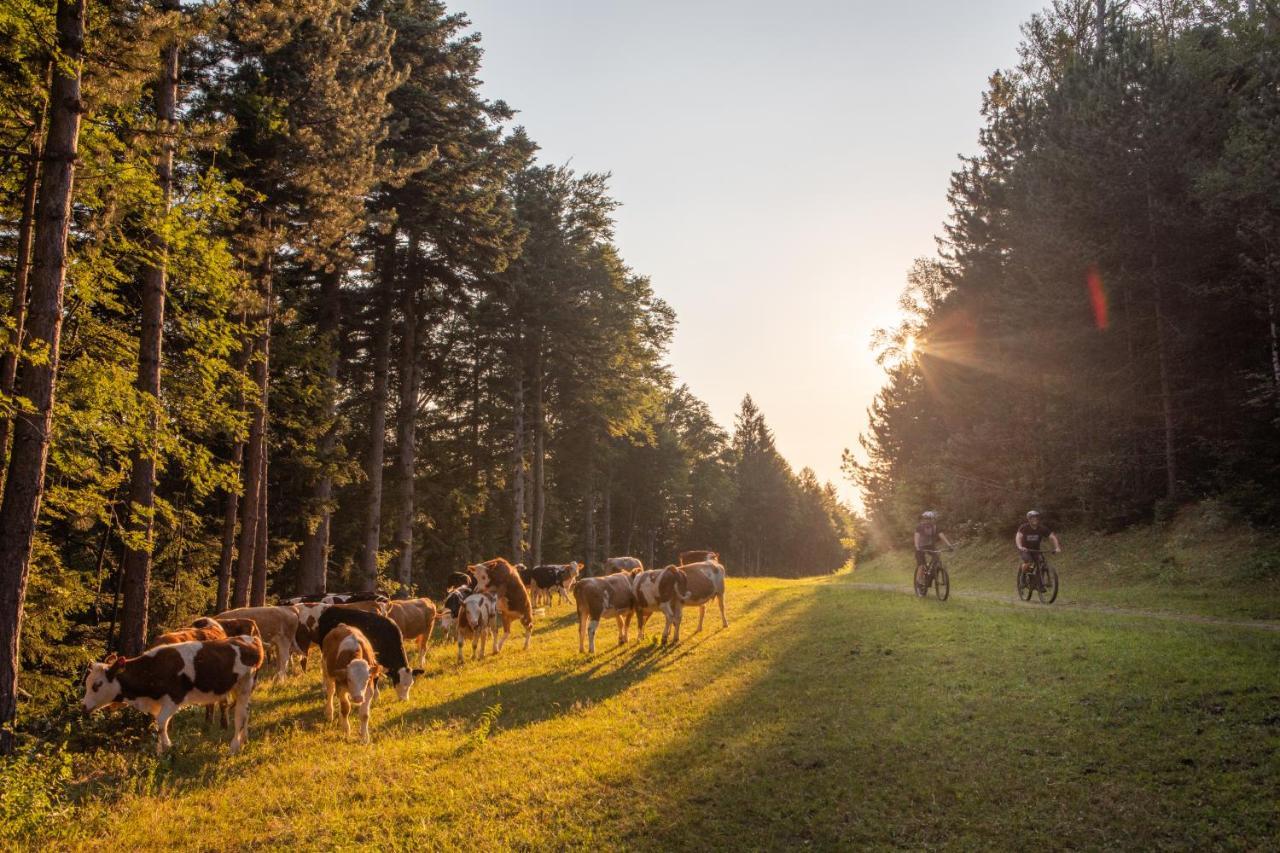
102 652 118 666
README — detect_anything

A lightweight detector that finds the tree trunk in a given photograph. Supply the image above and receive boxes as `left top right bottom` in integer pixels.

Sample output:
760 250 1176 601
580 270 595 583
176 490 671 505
120 1 180 654
361 237 396 591
233 265 271 607
510 373 525 562
252 455 268 606
215 436 242 612
1267 275 1280 394
298 268 342 595
531 339 546 567
394 250 419 597
1152 259 1178 500
0 0 85 755
1095 0 1107 57
0 64 50 462
601 473 612 560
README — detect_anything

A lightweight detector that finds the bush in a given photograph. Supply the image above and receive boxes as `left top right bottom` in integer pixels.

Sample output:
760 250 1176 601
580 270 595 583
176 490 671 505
0 740 73 842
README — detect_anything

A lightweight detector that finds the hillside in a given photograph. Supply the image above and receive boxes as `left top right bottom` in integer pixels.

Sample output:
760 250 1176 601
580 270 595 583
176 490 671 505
9 563 1278 849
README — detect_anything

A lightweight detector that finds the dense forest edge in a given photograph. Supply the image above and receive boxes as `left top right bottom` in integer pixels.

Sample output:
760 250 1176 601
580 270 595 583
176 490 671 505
0 0 858 754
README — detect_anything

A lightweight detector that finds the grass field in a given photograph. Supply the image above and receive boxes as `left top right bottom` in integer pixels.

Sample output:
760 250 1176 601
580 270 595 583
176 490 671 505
15 568 1279 851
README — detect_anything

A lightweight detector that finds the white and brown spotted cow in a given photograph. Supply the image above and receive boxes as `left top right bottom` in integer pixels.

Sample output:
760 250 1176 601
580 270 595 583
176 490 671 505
602 556 643 575
454 592 498 664
385 598 437 668
290 601 332 672
573 572 640 654
81 636 264 754
214 605 302 680
632 565 690 645
470 558 533 653
321 624 383 743
680 559 729 632
678 549 719 566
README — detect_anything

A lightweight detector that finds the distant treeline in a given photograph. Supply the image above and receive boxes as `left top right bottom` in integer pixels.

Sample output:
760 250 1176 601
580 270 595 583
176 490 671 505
0 0 855 746
849 0 1280 544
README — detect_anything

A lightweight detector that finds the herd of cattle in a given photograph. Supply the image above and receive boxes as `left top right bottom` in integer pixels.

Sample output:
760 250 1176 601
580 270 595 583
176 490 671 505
79 551 729 754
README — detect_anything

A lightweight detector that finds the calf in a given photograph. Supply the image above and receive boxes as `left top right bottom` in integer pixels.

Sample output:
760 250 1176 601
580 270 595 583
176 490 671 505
678 549 719 566
214 605 302 680
317 606 422 701
528 562 580 607
385 598 438 668
470 558 534 653
455 592 498 664
633 565 690 645
192 617 260 727
573 573 640 654
438 585 470 641
681 559 729 632
81 636 264 754
321 624 382 743
602 556 643 575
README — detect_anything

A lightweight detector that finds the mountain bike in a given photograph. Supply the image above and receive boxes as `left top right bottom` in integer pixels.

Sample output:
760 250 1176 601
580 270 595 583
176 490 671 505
1015 550 1059 604
913 549 951 601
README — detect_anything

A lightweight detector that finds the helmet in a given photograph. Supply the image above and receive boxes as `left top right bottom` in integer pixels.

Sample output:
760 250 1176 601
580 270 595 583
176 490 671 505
1026 510 1041 520
921 510 937 520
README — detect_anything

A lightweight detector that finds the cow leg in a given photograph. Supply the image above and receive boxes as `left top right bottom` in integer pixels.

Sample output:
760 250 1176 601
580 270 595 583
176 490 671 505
718 592 728 628
358 694 371 744
275 635 292 680
635 610 647 641
660 605 674 645
230 678 252 754
670 605 682 644
456 633 465 665
417 635 428 669
154 702 177 755
325 676 336 721
696 604 707 633
340 692 352 736
578 614 587 654
587 619 599 655
522 615 531 650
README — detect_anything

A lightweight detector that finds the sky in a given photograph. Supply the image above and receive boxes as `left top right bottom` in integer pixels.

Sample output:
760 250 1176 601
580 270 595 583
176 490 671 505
458 0 1045 505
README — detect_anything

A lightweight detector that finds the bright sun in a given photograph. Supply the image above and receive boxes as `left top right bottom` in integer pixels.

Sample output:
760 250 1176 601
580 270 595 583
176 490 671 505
904 336 917 356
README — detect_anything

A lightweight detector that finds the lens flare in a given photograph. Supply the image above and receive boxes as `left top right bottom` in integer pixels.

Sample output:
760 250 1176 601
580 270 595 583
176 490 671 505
1087 264 1109 330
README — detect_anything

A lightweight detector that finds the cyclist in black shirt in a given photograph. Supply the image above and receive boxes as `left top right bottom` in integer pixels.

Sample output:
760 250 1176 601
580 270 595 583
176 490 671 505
914 511 954 569
1016 510 1060 569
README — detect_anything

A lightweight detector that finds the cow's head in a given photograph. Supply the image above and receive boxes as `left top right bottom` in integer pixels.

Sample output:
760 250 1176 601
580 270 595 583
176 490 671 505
389 665 425 701
469 559 512 594
346 660 383 705
82 658 123 712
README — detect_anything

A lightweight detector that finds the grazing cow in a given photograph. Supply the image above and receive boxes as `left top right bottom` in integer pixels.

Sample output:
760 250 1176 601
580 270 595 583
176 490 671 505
214 606 302 680
603 556 643 575
194 616 260 641
446 570 476 592
633 565 691 645
321 624 382 743
81 636 264 754
153 624 226 646
527 562 581 607
680 559 729 632
573 573 641 654
317 606 422 701
385 598 438 668
678 550 719 566
470 558 534 653
280 591 388 606
438 585 470 641
290 601 333 672
454 592 498 664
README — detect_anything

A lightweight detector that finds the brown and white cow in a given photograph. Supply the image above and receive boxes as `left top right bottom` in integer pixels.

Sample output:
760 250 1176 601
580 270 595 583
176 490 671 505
573 572 640 654
213 605 302 680
385 598 437 668
454 592 498 664
320 624 383 743
470 558 533 653
153 624 227 646
81 636 264 754
678 549 719 566
602 556 643 575
632 565 690 645
291 601 332 671
680 559 729 632
192 617 261 728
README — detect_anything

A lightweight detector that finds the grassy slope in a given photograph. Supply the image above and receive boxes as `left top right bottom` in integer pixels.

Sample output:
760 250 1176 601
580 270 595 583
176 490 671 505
34 571 1280 851
856 512 1280 621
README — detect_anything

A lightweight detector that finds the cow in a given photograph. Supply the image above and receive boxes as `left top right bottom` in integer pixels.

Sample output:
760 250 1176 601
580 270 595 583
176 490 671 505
81 635 264 754
446 570 476 592
192 617 261 728
280 591 388 606
214 606 302 680
602 556 643 575
573 572 640 654
438 585 470 642
678 550 719 566
317 606 422 701
454 592 498 664
385 598 438 668
290 601 332 672
153 624 227 646
632 565 691 645
527 562 580 607
680 559 729 632
469 558 534 653
516 563 535 590
320 624 383 743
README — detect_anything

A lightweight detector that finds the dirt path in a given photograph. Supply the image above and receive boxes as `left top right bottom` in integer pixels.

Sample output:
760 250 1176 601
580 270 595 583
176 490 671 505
844 582 1280 632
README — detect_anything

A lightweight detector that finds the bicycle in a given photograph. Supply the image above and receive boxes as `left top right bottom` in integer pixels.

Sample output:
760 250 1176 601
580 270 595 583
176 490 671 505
1015 550 1059 604
913 549 951 601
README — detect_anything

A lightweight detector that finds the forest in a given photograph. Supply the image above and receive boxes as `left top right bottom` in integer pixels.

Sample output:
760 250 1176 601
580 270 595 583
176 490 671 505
0 0 856 751
851 0 1280 546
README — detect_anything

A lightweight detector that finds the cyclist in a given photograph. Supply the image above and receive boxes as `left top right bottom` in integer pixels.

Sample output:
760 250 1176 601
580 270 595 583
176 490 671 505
1016 510 1061 573
914 510 954 573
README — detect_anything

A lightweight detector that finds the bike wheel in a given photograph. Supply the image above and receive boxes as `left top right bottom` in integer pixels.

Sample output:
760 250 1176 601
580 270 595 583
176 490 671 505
1038 563 1059 604
1016 566 1033 601
913 565 929 597
934 565 950 601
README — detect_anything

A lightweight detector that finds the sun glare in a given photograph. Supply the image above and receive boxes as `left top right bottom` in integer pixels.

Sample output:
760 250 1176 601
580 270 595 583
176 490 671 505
904 336 917 356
